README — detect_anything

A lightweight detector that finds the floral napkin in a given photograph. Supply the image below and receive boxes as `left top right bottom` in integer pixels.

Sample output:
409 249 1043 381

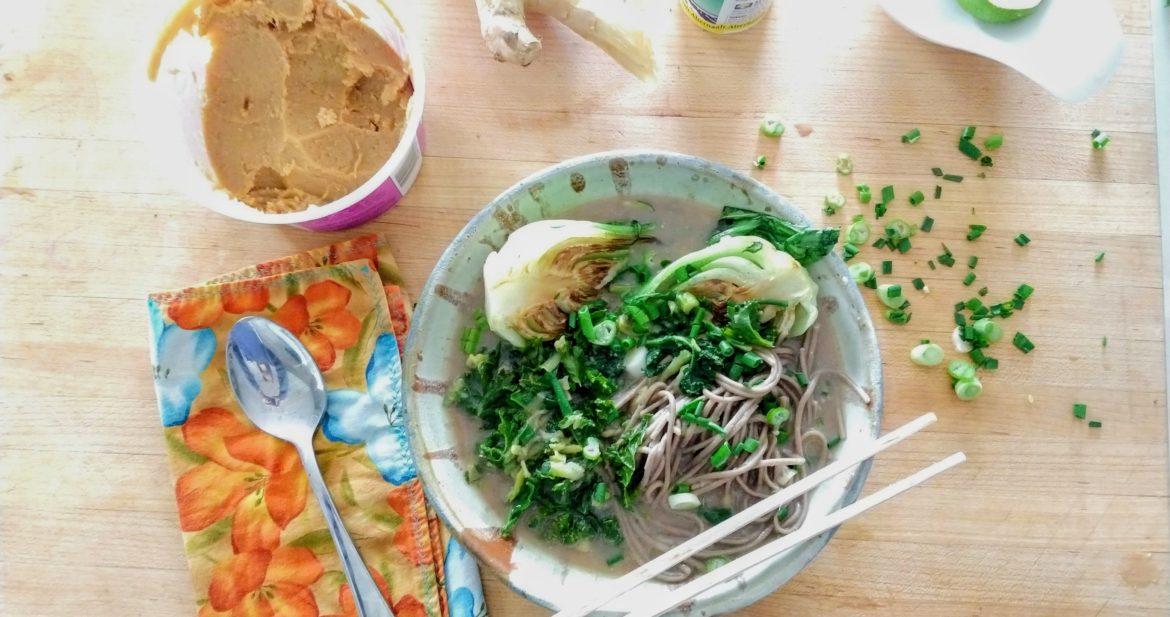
146 235 486 617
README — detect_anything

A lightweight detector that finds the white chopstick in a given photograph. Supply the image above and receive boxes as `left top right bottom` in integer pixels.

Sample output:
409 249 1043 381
624 452 967 617
553 412 939 617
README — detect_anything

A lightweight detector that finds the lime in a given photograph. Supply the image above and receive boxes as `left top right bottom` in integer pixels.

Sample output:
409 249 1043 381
956 0 1044 23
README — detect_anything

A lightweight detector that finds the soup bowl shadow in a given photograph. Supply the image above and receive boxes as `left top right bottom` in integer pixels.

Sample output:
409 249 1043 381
403 150 883 616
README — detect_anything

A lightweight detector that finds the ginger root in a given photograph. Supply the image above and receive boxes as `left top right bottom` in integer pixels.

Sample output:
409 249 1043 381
473 0 657 81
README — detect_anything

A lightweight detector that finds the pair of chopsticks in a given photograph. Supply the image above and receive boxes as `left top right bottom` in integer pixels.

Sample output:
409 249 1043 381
554 412 963 617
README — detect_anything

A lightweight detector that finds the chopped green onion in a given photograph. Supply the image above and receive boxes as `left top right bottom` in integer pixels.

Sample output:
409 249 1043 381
978 286 988 296
1016 284 1035 300
947 359 976 381
954 377 983 401
794 372 810 387
973 319 1004 343
668 492 702 511
753 155 767 168
842 242 860 261
460 310 487 354
980 155 994 167
776 506 790 520
962 272 976 286
897 237 911 253
875 202 888 218
1091 130 1111 149
961 126 976 140
967 224 987 241
863 277 878 289
881 260 893 275
959 138 982 160
705 556 731 572
943 174 964 183
1102 336 1108 347
846 219 871 244
836 153 854 175
765 405 791 426
547 372 574 417
592 482 609 504
736 438 761 454
738 351 764 369
902 128 922 143
884 218 916 242
921 216 935 232
760 115 785 138
672 483 692 494
826 436 842 449
1014 233 1031 246
1088 420 1103 428
606 554 624 567
824 192 846 215
872 238 887 249
881 185 895 204
932 167 944 177
710 443 732 469
909 190 925 206
934 185 942 199
984 133 1004 150
967 255 979 268
910 342 944 366
912 278 925 290
928 260 937 270
548 461 585 481
1073 403 1087 419
1095 251 1105 263
885 308 912 325
700 507 733 525
938 253 956 267
849 262 875 284
1012 332 1035 353
877 284 908 309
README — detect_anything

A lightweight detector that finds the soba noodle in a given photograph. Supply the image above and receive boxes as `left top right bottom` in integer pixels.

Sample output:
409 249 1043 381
611 325 870 581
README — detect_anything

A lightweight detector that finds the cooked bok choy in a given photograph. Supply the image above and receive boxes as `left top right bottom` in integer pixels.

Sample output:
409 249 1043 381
636 235 821 338
483 220 653 347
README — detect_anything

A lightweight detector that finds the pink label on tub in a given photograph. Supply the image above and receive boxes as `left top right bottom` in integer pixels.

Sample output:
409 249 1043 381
298 130 423 232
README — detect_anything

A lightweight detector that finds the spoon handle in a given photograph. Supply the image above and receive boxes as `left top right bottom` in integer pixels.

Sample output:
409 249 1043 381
296 441 396 617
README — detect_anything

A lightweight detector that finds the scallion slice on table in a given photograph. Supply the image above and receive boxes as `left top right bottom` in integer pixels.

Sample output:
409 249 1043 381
961 126 976 140
1014 233 1031 246
921 216 935 232
959 138 982 160
760 115 785 138
962 272 977 286
857 184 872 204
1012 332 1035 353
934 185 942 199
912 277 925 290
1073 403 1088 419
841 242 859 261
710 442 732 469
753 155 767 169
1095 251 1105 263
984 133 1004 150
909 190 925 206
910 342 944 366
943 173 964 183
847 217 870 244
954 377 983 401
967 255 979 268
948 359 976 381
1088 420 1103 428
849 262 875 284
1091 129 1111 149
882 260 893 275
836 153 854 175
881 185 895 204
823 192 846 215
902 128 922 143
884 308 911 324
967 224 987 240
932 167 944 177
877 284 908 309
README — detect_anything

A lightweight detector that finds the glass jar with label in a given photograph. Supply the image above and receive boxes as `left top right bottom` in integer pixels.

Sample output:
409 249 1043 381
680 0 774 33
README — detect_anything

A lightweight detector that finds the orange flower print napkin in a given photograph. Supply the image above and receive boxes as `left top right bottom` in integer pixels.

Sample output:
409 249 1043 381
147 235 486 617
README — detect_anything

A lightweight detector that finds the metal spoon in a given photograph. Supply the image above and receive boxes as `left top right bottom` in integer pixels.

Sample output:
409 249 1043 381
226 317 394 617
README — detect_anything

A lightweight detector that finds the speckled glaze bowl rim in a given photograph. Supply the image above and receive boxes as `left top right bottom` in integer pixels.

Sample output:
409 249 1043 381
404 149 884 615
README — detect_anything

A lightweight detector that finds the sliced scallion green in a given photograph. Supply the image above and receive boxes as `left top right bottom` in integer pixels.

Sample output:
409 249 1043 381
824 192 846 215
961 126 976 140
902 128 922 143
877 284 908 309
947 359 976 381
1095 251 1105 263
910 342 944 366
922 216 935 232
1012 332 1035 353
967 224 987 241
1073 403 1087 419
847 219 871 244
881 260 893 275
710 442 732 469
909 190 925 206
753 155 767 169
1014 233 1031 246
849 262 875 284
943 173 964 183
954 377 983 401
760 115 785 138
881 185 895 204
962 272 976 286
984 133 1004 150
959 138 982 160
968 255 979 268
912 277 925 290
935 185 942 199
973 319 1004 343
1088 420 1102 428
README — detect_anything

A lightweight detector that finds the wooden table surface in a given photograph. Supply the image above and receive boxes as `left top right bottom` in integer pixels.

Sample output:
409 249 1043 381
2 0 1168 615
